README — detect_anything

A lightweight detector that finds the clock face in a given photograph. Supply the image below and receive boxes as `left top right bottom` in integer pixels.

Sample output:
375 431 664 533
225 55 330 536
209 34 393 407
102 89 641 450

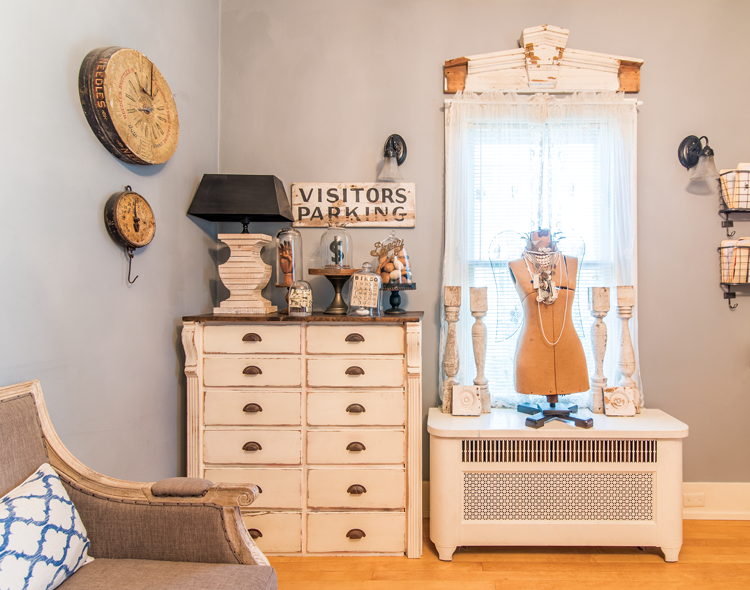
104 191 156 249
79 47 179 165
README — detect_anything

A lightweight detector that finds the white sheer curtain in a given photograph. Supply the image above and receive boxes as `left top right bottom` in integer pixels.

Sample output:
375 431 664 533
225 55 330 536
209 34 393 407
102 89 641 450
441 91 641 409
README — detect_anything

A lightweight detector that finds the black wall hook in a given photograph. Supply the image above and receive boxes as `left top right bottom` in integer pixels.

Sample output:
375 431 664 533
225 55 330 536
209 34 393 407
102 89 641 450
126 246 138 284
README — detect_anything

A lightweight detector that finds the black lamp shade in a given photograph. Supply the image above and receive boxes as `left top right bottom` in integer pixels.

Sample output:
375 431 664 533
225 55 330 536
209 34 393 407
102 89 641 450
187 174 293 223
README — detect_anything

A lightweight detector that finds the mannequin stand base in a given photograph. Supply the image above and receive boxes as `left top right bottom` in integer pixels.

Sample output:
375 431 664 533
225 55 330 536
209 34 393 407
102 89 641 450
517 402 593 429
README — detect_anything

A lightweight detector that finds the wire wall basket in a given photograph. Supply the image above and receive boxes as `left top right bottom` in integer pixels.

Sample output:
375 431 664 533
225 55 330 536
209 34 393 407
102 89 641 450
719 170 750 210
719 244 750 284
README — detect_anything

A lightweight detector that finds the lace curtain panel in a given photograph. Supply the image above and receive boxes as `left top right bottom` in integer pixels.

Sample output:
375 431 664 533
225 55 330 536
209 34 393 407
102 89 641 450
441 91 640 410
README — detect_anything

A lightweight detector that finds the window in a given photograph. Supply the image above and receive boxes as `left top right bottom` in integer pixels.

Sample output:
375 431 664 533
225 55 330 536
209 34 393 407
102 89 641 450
443 92 640 409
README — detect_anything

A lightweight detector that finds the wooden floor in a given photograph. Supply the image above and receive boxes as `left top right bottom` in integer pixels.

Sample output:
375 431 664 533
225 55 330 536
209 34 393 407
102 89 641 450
269 519 750 589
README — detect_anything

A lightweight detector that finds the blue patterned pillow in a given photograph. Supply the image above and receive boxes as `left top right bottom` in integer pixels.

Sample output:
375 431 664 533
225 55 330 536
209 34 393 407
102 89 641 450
0 463 91 590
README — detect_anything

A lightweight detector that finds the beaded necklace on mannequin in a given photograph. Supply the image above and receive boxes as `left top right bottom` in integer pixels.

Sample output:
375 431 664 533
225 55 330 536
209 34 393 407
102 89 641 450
521 230 569 347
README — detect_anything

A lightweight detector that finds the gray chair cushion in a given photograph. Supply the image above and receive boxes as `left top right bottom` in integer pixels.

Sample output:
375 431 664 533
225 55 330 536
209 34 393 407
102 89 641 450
57 559 277 590
0 394 48 497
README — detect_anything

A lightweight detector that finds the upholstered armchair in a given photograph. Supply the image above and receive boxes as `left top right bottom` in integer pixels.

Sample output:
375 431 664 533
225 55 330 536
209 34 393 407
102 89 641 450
0 380 277 590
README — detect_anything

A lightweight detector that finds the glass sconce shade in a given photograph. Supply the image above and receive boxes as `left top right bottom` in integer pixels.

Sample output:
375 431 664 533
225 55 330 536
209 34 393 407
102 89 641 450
320 223 352 269
690 153 720 182
378 155 404 182
346 262 383 317
276 227 303 287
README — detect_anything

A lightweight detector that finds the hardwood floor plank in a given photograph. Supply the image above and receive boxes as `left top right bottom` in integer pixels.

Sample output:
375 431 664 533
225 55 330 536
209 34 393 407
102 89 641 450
277 582 495 590
276 571 375 582
270 559 483 572
269 519 750 589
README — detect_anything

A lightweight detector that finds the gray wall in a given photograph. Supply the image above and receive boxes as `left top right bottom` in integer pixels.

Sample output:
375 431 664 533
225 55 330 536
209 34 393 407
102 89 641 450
0 1 220 481
2 0 745 486
219 0 750 483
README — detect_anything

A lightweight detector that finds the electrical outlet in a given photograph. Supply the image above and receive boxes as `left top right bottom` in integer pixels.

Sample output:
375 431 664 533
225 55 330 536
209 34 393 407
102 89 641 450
683 492 705 507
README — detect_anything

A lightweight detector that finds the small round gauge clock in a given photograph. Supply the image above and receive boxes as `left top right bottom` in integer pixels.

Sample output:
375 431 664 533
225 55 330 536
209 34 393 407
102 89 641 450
79 47 179 165
104 187 156 249
104 187 155 284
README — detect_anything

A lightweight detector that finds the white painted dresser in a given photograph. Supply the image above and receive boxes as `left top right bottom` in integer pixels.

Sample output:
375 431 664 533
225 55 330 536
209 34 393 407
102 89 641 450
181 313 423 557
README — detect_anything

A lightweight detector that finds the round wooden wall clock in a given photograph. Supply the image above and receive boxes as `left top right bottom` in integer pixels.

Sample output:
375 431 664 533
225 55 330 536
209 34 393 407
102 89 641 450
79 47 179 165
104 187 155 284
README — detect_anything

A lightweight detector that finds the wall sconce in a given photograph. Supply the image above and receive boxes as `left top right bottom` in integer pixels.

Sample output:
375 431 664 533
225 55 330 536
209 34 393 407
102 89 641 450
377 134 407 182
678 135 719 194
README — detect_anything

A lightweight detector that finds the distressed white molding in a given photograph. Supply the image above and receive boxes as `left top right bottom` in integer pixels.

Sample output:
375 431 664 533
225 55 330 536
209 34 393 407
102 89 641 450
444 24 643 94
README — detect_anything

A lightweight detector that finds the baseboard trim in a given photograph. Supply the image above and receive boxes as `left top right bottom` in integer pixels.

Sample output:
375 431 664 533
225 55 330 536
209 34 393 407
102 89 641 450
421 481 750 520
682 482 750 520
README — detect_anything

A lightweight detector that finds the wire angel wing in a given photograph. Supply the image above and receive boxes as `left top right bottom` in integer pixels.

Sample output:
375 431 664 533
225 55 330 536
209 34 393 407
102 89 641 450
553 228 586 340
487 231 527 342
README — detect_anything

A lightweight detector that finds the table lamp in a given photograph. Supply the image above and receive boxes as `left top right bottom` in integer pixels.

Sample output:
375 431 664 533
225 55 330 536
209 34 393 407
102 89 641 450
188 174 293 315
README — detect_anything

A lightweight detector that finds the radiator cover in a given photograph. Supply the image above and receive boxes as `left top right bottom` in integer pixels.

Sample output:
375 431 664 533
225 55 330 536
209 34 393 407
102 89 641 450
428 408 687 562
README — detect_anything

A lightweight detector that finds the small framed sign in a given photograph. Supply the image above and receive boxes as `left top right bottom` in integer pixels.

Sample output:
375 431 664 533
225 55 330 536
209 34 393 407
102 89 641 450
291 183 415 228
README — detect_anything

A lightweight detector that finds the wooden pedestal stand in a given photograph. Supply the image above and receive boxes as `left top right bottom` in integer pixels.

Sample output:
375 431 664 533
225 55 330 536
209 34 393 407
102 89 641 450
381 282 416 314
215 233 276 315
308 268 356 315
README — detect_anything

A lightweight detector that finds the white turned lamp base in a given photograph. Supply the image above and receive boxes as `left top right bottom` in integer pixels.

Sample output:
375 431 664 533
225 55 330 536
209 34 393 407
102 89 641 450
215 233 277 315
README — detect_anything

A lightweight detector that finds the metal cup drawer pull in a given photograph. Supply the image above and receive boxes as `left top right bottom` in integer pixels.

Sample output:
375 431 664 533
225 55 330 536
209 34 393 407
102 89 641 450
345 333 365 343
247 529 263 539
242 333 262 342
347 484 367 495
345 366 365 376
242 441 262 452
346 529 366 540
242 366 262 376
242 403 263 413
346 442 366 452
345 403 366 414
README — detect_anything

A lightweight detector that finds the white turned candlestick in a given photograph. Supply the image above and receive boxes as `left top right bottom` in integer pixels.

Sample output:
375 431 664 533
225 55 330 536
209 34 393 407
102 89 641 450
470 287 490 413
442 286 461 413
469 287 492 414
588 287 610 414
616 286 640 412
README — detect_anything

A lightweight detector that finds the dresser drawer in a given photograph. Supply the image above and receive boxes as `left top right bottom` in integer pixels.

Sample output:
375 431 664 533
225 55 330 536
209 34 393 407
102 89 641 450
307 468 405 509
204 468 302 509
307 390 405 426
307 430 405 465
307 512 405 553
203 357 301 387
243 512 301 553
306 358 404 388
204 390 301 426
203 325 301 354
306 325 404 355
204 430 301 465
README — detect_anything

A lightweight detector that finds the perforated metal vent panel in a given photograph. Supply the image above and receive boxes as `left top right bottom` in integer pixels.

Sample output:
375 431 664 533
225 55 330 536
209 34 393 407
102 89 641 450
463 472 654 521
461 439 657 463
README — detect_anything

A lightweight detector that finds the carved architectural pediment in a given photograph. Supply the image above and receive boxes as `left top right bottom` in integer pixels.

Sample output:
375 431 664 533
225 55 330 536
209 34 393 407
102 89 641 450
444 25 643 94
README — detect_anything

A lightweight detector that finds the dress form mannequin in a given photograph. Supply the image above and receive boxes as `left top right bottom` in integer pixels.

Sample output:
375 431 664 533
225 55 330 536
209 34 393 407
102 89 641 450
508 230 591 428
